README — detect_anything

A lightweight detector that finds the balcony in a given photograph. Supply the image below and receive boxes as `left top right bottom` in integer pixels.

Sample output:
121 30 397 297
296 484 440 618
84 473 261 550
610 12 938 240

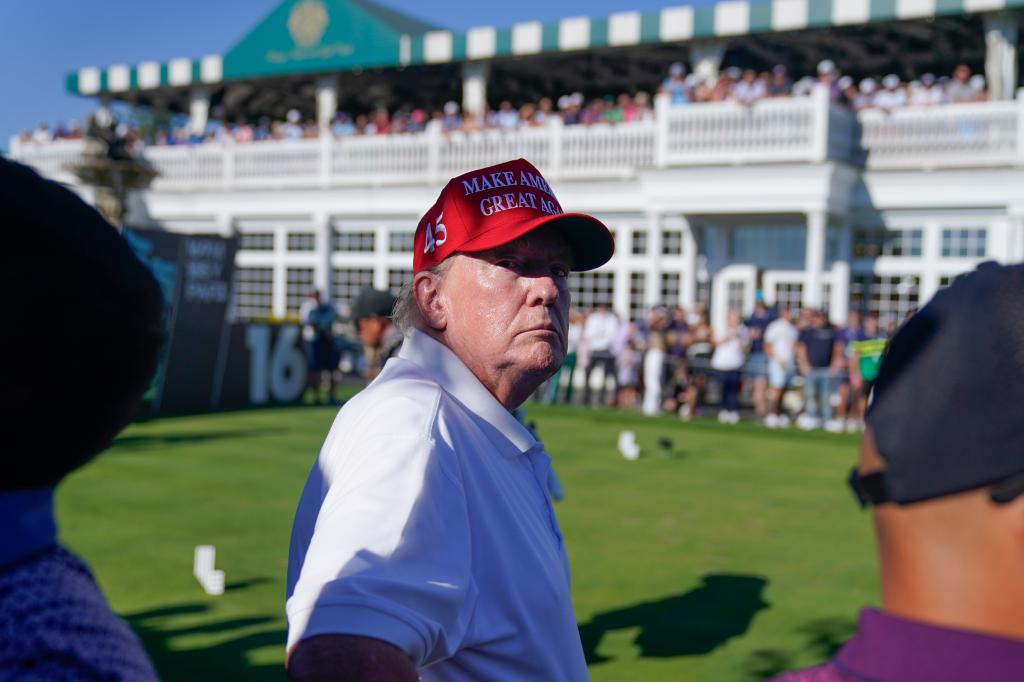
10 89 1023 192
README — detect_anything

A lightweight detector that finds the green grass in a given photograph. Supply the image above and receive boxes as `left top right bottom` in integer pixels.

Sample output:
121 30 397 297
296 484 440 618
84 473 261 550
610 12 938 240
57 403 877 681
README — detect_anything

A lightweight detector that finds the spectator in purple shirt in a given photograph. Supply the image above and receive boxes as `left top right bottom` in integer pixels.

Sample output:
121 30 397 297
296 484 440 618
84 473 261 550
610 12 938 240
773 262 1024 682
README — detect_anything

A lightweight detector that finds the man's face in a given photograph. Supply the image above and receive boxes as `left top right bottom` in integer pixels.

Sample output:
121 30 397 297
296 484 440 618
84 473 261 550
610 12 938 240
358 316 387 348
440 226 572 405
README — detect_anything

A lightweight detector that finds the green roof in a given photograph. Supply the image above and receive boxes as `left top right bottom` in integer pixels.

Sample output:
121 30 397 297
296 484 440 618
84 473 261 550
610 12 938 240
67 0 1024 96
223 0 438 80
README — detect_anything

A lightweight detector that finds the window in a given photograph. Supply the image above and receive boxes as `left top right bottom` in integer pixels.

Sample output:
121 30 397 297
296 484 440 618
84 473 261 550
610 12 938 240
696 279 711 309
233 267 273 319
388 268 413 295
389 230 415 253
286 268 316 315
629 272 646 321
568 271 615 310
941 228 986 258
631 230 648 256
726 281 745 313
660 272 681 306
774 282 803 312
335 230 375 252
730 226 807 263
287 232 316 252
661 230 683 256
853 229 923 258
851 274 919 321
332 268 375 310
239 232 274 251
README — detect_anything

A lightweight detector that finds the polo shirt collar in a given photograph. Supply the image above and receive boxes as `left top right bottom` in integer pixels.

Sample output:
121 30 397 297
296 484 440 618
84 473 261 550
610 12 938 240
398 330 538 457
0 486 57 570
835 608 1024 681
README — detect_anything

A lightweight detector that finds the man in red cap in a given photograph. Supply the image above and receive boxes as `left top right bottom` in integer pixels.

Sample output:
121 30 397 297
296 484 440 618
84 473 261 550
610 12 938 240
286 159 614 681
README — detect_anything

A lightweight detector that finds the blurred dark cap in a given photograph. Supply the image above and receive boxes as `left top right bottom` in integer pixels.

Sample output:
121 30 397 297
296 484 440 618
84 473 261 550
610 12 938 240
866 262 1024 504
352 287 396 321
0 158 165 490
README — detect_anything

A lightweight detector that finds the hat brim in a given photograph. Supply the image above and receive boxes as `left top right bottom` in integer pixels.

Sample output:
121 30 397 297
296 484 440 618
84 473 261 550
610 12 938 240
455 211 614 272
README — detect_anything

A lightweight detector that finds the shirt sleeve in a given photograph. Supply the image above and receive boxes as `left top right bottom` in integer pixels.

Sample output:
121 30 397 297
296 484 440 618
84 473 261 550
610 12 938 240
286 428 476 667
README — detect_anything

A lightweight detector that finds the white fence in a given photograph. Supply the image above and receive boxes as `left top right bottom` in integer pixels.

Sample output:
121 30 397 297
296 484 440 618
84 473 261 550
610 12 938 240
859 99 1021 169
11 90 1024 189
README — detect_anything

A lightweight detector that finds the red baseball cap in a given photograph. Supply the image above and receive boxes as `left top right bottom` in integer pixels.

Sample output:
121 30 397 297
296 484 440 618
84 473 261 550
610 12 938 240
413 158 615 273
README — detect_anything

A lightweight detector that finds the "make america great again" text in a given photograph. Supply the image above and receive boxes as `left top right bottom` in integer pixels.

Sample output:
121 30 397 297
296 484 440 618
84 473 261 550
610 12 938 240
460 169 563 217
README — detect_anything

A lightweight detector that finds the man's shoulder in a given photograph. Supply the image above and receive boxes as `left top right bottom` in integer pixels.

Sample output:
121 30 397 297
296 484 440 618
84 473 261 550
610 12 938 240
769 661 857 682
339 359 446 435
0 547 157 681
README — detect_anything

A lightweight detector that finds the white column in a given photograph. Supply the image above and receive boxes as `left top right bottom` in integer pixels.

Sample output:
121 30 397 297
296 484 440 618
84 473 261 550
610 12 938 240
461 61 490 120
690 40 725 84
189 87 210 136
654 92 671 168
316 75 339 131
314 214 332 298
612 268 630 320
829 221 851 323
645 214 662 308
681 216 697 308
1011 214 1024 262
373 224 390 291
985 11 1019 102
803 211 826 309
272 225 287 319
810 84 831 162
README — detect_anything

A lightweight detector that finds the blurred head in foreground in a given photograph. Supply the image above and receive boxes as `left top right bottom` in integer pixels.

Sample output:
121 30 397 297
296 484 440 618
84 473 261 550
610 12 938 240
774 262 1024 681
0 158 164 492
854 262 1024 635
0 158 162 679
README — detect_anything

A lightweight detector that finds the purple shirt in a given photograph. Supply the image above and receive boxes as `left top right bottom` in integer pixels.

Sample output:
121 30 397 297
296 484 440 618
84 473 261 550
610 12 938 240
771 608 1024 682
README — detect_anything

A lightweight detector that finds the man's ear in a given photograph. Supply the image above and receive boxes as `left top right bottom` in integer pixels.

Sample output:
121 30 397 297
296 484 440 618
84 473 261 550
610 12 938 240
413 271 447 331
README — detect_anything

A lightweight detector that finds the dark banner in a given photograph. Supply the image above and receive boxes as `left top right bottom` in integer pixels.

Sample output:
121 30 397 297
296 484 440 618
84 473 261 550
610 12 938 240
126 227 309 414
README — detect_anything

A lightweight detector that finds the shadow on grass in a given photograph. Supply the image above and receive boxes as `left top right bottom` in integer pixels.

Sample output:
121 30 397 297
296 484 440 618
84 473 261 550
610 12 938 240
226 576 276 592
111 428 286 450
126 603 286 682
578 573 769 665
742 617 856 681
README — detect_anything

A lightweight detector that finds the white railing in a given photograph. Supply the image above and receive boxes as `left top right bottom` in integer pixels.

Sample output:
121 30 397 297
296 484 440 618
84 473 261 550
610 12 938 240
12 91 1023 189
858 99 1021 169
659 87 830 165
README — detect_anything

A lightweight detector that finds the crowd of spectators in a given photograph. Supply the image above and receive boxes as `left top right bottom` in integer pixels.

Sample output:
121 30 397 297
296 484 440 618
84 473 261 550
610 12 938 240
17 61 989 149
544 298 904 434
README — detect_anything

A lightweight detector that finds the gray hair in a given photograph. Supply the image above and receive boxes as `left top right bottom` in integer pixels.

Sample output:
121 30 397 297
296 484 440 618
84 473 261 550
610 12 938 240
392 258 455 335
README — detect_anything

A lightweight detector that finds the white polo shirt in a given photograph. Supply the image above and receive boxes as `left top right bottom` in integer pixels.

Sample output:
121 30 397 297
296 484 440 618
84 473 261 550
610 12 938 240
286 330 588 681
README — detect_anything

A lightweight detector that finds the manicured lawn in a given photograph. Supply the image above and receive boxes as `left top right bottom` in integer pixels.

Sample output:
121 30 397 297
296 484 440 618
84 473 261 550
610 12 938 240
58 402 875 681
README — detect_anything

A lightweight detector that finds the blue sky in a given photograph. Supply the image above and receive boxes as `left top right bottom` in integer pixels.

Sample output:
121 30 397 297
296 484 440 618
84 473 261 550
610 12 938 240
0 0 720 150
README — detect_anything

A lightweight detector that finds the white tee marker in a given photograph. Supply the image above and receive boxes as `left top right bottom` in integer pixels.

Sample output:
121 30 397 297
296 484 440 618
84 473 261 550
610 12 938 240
618 431 640 461
194 545 225 595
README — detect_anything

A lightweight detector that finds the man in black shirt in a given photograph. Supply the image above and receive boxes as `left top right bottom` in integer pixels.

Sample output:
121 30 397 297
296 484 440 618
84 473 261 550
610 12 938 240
796 309 844 430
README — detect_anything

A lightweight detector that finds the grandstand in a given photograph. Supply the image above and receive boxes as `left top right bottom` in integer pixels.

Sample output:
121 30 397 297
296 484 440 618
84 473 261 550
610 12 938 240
10 0 1024 332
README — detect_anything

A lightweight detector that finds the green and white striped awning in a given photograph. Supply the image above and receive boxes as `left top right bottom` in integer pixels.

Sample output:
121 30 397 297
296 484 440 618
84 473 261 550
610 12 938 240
67 0 1024 96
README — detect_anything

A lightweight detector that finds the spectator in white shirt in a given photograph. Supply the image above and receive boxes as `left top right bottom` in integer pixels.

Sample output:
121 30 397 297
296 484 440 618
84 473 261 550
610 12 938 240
733 69 767 105
910 73 945 107
581 304 621 406
32 122 52 144
873 75 908 111
710 310 748 424
946 64 976 103
763 307 800 428
854 78 878 111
